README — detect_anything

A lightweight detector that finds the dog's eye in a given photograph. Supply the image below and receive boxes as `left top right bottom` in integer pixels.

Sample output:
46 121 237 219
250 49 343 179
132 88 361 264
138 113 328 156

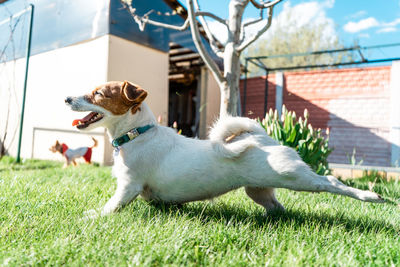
94 91 103 96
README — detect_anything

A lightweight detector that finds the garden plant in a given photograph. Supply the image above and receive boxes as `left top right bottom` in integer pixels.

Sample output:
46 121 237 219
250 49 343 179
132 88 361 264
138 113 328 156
260 105 332 175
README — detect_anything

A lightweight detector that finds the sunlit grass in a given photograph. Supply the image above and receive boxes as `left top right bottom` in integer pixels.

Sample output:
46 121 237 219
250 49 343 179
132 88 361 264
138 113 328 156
0 156 399 266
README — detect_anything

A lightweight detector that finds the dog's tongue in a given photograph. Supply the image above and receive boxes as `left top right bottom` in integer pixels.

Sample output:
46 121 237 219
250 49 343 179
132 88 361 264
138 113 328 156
72 119 82 126
72 112 95 126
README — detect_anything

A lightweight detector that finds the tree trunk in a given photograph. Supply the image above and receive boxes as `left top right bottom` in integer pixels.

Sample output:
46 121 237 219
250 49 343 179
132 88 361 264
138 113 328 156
219 0 247 117
221 43 241 116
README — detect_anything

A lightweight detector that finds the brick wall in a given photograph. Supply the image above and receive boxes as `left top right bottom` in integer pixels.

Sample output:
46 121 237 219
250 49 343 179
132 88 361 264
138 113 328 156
240 66 393 166
240 74 276 119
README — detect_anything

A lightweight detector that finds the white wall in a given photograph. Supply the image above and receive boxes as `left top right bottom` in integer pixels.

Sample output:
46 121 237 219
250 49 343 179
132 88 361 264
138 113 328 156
205 69 221 131
107 35 169 125
0 36 109 163
197 67 221 139
0 34 173 165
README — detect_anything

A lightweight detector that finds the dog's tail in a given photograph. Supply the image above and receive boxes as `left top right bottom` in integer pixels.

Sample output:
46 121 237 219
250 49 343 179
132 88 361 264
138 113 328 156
209 116 270 158
91 137 98 148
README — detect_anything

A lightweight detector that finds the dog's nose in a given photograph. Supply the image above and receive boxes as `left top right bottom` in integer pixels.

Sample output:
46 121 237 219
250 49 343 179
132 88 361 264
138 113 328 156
65 97 73 104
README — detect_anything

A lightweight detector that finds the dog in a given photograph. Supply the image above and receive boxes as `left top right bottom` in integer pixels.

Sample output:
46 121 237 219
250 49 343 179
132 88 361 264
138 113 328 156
65 81 384 216
49 137 98 167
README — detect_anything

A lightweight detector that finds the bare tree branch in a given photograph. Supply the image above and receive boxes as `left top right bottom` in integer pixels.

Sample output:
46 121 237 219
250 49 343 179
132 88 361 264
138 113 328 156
196 11 226 25
249 0 282 9
239 9 263 44
125 10 226 33
236 6 274 52
122 0 226 59
140 15 190 31
187 0 225 86
244 9 263 27
121 0 191 32
193 0 226 58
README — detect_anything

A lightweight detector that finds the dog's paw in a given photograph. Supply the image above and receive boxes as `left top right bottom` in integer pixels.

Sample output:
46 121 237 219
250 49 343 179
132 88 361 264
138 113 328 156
100 207 118 217
361 191 386 203
82 209 100 220
264 202 286 217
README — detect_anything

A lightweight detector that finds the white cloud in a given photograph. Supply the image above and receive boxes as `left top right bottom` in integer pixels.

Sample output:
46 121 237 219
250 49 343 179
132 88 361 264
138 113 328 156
358 33 370 38
250 1 336 42
273 1 334 30
346 10 367 20
207 0 337 45
344 17 400 34
322 0 335 8
343 17 379 33
377 27 397 33
207 20 228 45
383 18 400 27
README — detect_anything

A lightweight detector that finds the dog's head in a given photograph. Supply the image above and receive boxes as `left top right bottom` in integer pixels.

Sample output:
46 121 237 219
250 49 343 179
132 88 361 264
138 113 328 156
49 140 63 153
65 81 147 131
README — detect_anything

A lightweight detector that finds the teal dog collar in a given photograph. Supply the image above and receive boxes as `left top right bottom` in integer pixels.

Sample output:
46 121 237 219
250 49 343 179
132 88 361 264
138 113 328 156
112 125 154 148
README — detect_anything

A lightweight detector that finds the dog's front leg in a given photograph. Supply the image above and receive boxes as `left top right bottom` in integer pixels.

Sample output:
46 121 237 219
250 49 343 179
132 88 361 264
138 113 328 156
101 182 143 216
63 161 69 169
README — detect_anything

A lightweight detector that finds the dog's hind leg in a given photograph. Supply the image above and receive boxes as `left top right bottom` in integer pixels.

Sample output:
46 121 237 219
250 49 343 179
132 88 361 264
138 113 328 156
276 164 384 202
267 146 384 203
245 187 285 213
101 182 143 216
305 174 384 203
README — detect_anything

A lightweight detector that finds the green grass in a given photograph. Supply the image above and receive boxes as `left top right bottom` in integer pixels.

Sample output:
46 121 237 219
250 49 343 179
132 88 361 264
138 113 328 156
0 156 399 266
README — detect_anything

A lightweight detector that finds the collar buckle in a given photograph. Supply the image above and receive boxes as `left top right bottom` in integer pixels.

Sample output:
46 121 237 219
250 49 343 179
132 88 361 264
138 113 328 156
112 124 154 148
127 128 139 140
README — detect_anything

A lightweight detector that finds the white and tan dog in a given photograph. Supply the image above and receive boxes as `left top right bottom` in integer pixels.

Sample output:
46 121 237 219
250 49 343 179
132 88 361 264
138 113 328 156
65 81 384 216
49 137 97 167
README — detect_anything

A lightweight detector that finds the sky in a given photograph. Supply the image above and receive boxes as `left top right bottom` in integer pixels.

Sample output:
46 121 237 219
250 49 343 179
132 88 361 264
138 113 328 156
181 0 400 59
1 0 399 62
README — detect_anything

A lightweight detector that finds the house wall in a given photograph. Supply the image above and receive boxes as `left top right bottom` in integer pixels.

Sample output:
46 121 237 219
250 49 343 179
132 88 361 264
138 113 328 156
107 35 169 125
205 70 221 132
0 34 171 165
240 65 396 167
197 67 222 139
0 35 109 164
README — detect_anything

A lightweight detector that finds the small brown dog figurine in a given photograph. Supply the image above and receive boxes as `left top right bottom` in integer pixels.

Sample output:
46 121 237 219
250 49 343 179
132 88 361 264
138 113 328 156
49 137 98 167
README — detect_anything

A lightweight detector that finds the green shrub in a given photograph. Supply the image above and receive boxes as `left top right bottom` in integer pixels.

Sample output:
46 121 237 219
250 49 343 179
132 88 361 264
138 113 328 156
259 105 332 175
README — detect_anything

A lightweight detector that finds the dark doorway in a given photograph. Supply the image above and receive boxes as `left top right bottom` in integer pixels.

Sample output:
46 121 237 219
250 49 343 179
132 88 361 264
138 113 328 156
168 80 198 137
168 42 203 137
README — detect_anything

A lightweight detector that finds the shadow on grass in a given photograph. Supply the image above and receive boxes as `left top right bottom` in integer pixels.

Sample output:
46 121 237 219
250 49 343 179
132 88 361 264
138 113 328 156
0 162 62 172
0 165 58 172
146 200 398 235
0 156 101 172
0 156 62 172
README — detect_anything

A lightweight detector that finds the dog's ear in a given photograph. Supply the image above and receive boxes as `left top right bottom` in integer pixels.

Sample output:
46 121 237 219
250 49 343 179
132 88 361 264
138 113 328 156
121 81 148 114
121 81 147 104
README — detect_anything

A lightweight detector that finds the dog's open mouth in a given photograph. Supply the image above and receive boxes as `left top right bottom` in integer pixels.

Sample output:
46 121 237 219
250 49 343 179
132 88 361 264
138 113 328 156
72 112 104 129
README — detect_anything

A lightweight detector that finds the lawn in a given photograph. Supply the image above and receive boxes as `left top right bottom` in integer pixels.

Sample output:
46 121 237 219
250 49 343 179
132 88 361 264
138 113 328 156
0 156 399 266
